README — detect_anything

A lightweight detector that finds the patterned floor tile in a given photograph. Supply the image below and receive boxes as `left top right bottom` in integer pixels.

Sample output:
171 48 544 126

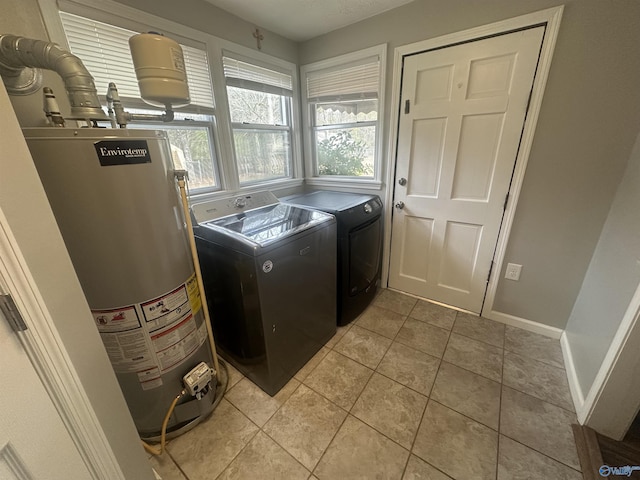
409 300 456 330
374 289 417 315
431 361 501 430
351 373 427 448
443 333 503 382
167 399 258 480
376 342 440 395
303 351 373 410
500 387 580 470
356 305 406 338
334 325 392 369
314 416 409 480
403 455 453 480
497 435 583 480
453 312 505 348
396 318 450 358
217 431 309 480
225 377 299 426
413 401 498 480
504 326 564 369
263 384 346 470
503 351 574 411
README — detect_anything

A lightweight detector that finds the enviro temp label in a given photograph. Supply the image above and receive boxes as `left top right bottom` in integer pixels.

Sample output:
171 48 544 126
91 273 207 388
94 140 151 166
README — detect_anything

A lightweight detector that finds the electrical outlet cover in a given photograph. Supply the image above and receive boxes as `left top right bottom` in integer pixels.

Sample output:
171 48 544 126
505 263 522 281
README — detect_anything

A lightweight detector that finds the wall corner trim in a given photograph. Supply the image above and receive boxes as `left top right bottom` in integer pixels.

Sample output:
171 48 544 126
561 331 587 422
579 283 640 436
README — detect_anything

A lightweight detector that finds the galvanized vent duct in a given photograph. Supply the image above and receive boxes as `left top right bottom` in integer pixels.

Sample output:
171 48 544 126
0 34 108 121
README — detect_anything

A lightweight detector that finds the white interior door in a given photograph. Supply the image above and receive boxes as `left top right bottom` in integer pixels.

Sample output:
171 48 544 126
0 292 92 479
389 27 545 313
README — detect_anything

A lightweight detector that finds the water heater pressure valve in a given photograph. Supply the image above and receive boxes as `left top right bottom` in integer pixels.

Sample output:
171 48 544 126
183 362 215 400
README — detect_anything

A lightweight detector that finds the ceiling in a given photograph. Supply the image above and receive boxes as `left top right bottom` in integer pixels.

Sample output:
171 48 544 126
203 0 415 42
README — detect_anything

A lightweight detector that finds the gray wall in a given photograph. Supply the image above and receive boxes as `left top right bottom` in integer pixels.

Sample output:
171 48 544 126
565 131 640 397
299 0 640 329
114 0 297 62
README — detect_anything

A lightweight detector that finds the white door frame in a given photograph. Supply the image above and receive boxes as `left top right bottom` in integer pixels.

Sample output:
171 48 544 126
0 208 127 479
382 6 564 320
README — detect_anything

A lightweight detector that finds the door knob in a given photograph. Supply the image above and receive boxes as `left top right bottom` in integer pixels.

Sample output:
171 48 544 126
395 201 405 210
398 177 407 186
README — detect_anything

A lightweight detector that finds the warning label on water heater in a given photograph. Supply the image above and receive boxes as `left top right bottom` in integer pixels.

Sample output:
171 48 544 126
141 283 190 331
91 274 207 388
93 307 141 332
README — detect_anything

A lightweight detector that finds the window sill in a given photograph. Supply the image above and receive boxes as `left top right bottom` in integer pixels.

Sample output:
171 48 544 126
304 177 383 191
188 178 304 204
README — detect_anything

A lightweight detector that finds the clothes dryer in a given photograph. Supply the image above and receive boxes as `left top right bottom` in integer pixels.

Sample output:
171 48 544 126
283 191 383 325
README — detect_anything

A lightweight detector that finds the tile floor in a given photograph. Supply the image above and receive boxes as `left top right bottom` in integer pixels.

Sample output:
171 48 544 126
150 289 583 480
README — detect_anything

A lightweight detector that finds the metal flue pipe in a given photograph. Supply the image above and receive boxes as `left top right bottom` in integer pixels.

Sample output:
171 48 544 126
0 34 109 121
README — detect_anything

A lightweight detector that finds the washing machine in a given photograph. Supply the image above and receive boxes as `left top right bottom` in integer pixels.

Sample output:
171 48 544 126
283 191 383 326
191 191 337 395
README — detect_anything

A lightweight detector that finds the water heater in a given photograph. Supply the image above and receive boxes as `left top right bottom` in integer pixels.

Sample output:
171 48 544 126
23 127 214 438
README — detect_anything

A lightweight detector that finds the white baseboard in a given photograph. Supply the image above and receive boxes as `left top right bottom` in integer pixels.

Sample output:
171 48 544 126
561 331 586 422
485 310 584 416
483 310 563 339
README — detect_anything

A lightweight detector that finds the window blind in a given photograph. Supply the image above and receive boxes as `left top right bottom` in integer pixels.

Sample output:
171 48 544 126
59 11 215 110
223 56 292 97
306 57 380 102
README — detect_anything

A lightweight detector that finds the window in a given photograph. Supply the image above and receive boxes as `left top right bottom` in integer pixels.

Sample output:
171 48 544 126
302 46 386 182
126 111 217 190
223 56 294 185
58 11 219 192
44 0 303 195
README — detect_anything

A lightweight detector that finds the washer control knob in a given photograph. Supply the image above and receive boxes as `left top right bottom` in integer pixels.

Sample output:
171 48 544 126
234 197 247 208
395 201 405 210
363 203 373 214
398 177 407 186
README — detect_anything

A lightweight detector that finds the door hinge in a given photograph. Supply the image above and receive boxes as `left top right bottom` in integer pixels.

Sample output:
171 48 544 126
0 294 27 332
486 261 495 283
404 99 410 114
503 192 510 211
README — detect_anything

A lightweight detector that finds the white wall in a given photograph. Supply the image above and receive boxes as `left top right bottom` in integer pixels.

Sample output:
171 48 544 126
299 0 640 330
565 130 640 400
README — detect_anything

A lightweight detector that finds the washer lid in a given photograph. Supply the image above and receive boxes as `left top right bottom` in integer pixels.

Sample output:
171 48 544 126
200 203 333 247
